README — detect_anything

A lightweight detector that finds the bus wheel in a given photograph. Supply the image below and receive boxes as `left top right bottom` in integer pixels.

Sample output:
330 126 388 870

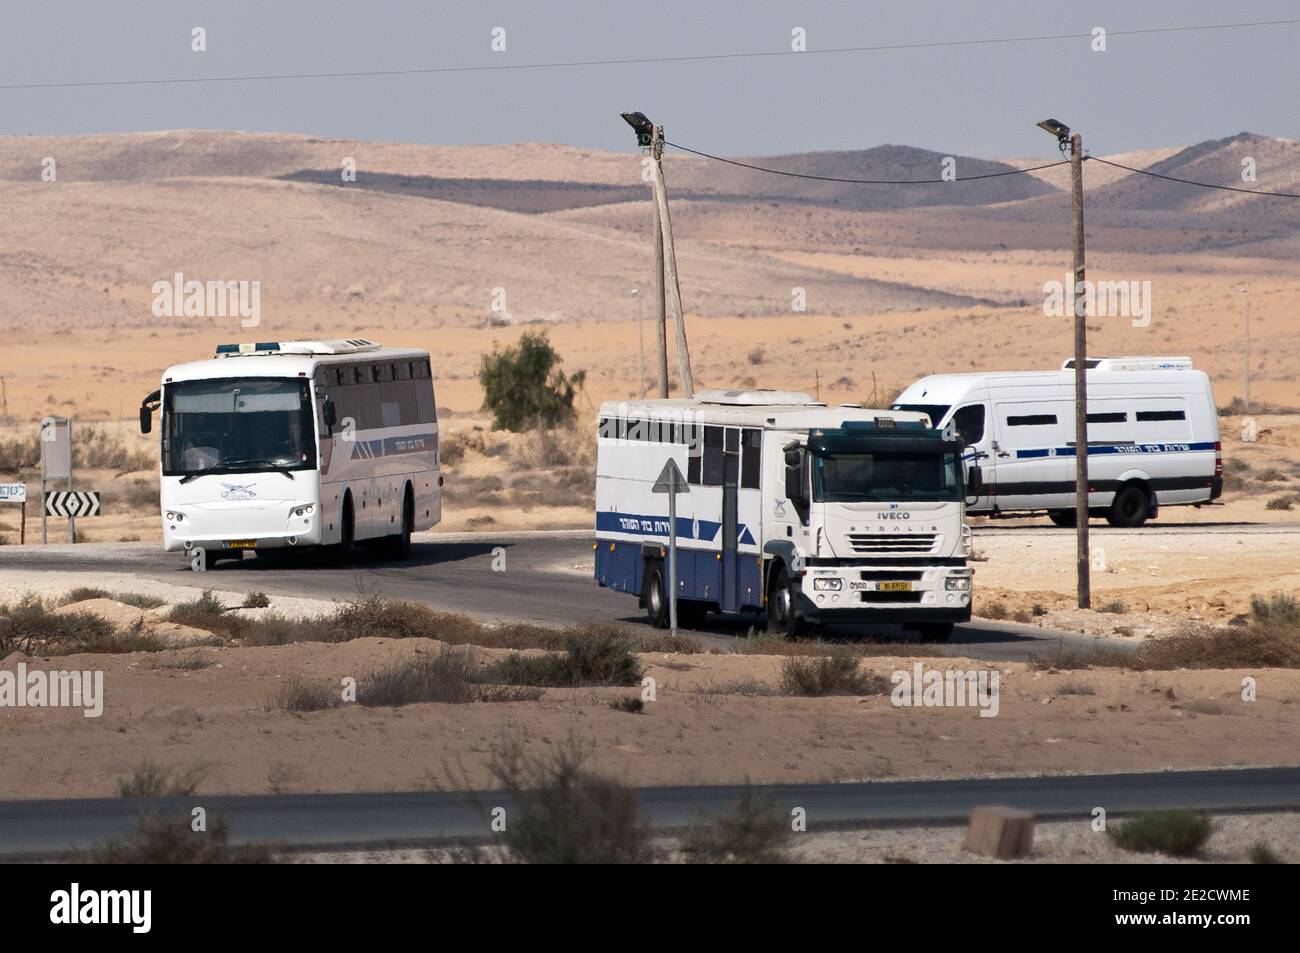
333 497 355 565
386 488 413 560
643 561 669 628
1107 485 1151 528
767 566 808 638
1047 509 1077 528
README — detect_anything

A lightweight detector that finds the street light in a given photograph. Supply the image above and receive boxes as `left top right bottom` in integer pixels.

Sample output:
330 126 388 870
1037 117 1091 609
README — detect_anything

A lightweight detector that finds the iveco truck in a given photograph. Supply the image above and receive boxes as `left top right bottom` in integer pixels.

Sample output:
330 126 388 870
593 389 973 641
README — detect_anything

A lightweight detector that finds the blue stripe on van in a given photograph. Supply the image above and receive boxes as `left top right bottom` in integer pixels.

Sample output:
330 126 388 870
1014 441 1214 459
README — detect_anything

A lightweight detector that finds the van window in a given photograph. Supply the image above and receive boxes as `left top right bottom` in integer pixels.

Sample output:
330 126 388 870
1136 410 1185 422
1007 414 1057 427
951 405 985 445
1087 412 1127 424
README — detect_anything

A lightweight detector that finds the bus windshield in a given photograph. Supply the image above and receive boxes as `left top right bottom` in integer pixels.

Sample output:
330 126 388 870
162 377 316 477
812 450 961 503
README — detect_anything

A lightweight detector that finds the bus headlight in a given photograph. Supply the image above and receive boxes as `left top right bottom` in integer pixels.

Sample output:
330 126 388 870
945 576 971 591
813 577 843 591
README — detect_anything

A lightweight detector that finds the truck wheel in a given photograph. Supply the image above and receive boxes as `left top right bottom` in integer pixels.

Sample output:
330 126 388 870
1107 485 1151 528
917 622 954 643
767 566 808 638
643 561 669 628
1047 509 1077 528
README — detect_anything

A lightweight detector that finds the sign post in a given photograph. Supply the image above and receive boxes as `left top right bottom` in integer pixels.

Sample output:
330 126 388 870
652 458 689 636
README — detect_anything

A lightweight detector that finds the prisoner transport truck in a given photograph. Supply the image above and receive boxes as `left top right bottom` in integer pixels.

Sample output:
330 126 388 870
594 390 974 640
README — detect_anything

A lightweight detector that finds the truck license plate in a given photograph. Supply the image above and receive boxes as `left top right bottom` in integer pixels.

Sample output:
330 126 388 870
225 539 258 549
879 581 912 592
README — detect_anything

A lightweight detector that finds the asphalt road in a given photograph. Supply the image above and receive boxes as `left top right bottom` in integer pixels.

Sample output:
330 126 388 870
0 530 1153 661
1 767 1295 856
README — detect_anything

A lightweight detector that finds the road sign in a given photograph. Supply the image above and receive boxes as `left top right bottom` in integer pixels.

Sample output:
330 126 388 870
40 418 71 481
651 458 689 635
44 491 101 518
0 483 25 503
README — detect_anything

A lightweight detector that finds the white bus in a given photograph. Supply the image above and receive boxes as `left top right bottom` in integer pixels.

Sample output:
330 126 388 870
892 356 1222 527
140 339 441 563
594 390 973 640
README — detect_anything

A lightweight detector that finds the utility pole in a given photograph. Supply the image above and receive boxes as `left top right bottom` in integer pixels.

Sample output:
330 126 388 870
621 112 695 397
1240 286 1250 412
1039 119 1090 609
652 199 669 397
631 287 645 398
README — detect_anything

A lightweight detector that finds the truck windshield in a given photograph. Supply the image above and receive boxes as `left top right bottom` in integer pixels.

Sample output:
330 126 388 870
812 451 961 502
890 403 950 427
162 378 316 477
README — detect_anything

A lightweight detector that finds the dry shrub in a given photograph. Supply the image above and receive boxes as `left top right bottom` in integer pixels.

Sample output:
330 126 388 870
779 654 889 696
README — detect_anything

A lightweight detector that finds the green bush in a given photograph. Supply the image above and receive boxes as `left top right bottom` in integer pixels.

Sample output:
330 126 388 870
478 332 586 432
1109 810 1212 856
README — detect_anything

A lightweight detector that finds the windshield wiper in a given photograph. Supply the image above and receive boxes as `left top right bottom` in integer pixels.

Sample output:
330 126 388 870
179 472 205 484
223 459 297 480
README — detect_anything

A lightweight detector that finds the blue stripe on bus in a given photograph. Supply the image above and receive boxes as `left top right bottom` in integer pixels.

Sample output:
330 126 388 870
595 510 754 546
348 432 437 460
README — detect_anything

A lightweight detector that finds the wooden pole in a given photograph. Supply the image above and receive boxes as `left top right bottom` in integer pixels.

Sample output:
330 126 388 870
650 124 695 397
1070 132 1090 609
652 188 669 398
19 498 25 545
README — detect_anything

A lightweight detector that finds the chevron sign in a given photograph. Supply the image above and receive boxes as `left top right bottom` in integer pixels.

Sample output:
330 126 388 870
44 491 101 518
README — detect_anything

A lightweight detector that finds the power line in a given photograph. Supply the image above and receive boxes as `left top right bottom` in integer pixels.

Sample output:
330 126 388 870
1087 155 1300 199
0 18 1296 91
666 141 1068 183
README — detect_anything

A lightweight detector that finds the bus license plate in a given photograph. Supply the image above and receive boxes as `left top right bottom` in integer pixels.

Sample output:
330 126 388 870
879 581 912 592
225 539 258 549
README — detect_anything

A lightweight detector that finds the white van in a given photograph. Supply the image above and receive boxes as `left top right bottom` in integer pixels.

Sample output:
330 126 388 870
892 357 1222 527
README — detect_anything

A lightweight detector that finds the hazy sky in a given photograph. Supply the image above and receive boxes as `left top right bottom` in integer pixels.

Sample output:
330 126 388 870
2 1 1296 158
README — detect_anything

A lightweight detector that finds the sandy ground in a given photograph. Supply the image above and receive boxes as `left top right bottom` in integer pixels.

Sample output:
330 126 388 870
1 627 1295 800
297 811 1300 864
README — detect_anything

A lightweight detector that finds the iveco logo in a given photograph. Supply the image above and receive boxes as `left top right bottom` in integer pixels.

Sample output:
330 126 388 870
878 512 911 520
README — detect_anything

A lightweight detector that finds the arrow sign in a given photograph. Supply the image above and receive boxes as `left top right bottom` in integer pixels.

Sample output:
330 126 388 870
650 457 688 636
44 491 101 518
652 458 689 495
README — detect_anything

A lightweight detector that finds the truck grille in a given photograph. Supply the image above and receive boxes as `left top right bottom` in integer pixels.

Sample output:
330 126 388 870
846 533 938 555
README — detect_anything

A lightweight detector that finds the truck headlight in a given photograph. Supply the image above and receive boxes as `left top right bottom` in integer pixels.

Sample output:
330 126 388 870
945 576 971 591
292 505 314 517
166 511 184 522
813 577 843 591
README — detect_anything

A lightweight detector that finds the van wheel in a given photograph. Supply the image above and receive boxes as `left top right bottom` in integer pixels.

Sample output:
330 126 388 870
767 566 809 638
1107 485 1151 528
1047 509 1077 528
644 561 669 628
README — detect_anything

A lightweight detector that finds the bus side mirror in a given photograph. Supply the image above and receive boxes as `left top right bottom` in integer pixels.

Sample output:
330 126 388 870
967 465 983 494
139 390 160 434
323 399 338 429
